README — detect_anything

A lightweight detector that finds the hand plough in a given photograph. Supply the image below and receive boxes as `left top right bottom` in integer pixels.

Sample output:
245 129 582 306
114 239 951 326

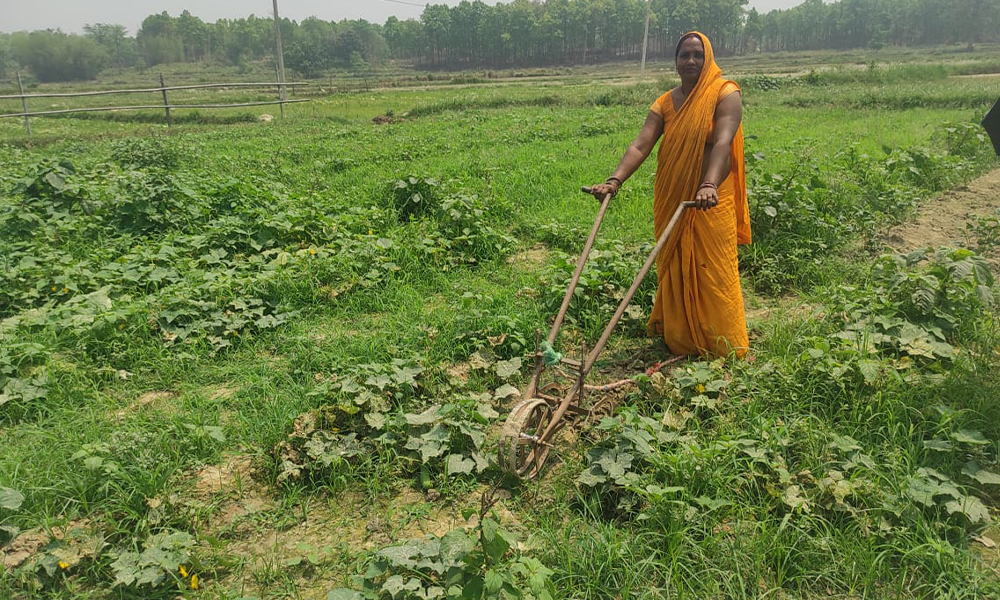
498 189 695 478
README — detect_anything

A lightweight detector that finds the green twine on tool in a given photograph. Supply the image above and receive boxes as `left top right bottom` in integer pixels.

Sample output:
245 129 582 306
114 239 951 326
539 341 563 366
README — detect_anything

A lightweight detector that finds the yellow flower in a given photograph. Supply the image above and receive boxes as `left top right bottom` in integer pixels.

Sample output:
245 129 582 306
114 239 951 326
695 384 706 394
179 565 188 578
190 574 199 590
51 286 57 292
368 229 373 235
118 323 125 330
62 287 69 294
58 561 69 570
309 248 317 255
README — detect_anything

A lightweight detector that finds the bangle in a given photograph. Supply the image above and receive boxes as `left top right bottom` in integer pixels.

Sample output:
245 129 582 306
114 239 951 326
699 181 717 190
606 176 623 186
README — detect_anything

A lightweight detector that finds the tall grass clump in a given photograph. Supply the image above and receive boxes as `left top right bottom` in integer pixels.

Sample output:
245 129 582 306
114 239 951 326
799 62 948 86
741 121 998 293
406 94 562 118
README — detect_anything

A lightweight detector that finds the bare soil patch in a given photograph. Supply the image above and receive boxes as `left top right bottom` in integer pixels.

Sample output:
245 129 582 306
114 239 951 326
882 167 1000 266
508 244 550 271
1 519 96 570
111 390 177 420
201 384 239 402
212 484 518 597
192 454 255 500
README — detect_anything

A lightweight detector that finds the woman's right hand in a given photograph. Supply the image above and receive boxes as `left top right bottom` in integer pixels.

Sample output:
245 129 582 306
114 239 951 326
588 180 620 200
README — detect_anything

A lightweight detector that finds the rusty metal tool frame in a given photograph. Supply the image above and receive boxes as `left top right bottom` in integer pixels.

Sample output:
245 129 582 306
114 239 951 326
500 191 695 478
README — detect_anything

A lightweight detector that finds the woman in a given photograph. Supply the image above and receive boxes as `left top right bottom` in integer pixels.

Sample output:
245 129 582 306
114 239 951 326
588 31 750 358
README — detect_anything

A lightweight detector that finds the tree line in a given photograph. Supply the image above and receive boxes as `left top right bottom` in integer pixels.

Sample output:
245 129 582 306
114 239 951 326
1 0 998 83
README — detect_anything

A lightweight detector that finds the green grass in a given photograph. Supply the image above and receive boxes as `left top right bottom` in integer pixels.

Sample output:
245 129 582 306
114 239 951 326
1 53 999 599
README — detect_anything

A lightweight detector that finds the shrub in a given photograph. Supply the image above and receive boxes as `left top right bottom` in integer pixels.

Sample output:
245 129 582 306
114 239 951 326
14 31 108 82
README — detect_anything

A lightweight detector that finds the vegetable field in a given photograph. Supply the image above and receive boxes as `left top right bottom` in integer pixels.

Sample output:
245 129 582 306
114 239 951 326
2 51 1000 599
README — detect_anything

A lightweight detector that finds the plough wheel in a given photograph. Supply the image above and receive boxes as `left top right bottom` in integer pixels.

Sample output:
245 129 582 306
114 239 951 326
499 398 554 479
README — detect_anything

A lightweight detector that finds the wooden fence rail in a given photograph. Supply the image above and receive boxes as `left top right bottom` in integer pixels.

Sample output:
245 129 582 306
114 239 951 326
0 81 312 100
1 74 311 134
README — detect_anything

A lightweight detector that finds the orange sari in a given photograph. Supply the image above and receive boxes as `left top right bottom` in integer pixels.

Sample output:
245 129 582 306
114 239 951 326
647 32 750 358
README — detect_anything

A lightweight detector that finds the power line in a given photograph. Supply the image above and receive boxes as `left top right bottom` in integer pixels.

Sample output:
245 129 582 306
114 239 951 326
379 0 427 7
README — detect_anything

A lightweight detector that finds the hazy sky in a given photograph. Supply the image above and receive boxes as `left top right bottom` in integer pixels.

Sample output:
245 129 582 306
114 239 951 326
1 1 809 35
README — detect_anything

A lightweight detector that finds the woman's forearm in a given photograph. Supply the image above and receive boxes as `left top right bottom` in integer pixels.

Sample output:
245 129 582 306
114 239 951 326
701 144 731 187
610 144 652 183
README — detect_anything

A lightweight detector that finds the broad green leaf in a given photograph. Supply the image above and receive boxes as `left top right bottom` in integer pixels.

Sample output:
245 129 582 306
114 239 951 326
962 461 1000 486
494 358 522 380
644 485 684 498
439 529 475 564
365 412 388 430
857 360 881 384
952 429 989 446
922 439 953 452
484 569 503 594
693 496 730 511
917 467 951 482
783 485 810 511
366 373 393 391
945 496 991 523
457 422 486 448
377 542 425 569
829 434 862 453
481 516 498 542
476 403 500 420
446 454 475 475
481 520 510 564
44 170 67 191
468 352 492 371
204 425 226 442
595 449 633 481
83 288 113 311
421 423 451 442
905 477 945 507
392 364 423 386
406 406 443 426
0 525 20 541
462 576 484 600
0 487 24 510
471 451 489 473
424 585 445 599
326 590 364 600
577 468 606 487
382 575 408 596
493 384 519 400
110 550 140 587
408 427 451 465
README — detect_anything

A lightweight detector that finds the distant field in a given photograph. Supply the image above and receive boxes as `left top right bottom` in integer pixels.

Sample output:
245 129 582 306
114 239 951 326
1 47 1000 600
2 41 999 132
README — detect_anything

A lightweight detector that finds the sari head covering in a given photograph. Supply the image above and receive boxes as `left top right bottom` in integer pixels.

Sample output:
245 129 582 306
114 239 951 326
654 31 750 247
647 31 750 357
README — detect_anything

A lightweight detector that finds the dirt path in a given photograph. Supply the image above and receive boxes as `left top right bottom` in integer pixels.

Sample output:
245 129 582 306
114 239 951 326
882 166 1000 262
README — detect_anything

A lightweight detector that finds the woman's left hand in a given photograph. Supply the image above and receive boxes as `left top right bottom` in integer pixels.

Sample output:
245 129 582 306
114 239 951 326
694 184 719 210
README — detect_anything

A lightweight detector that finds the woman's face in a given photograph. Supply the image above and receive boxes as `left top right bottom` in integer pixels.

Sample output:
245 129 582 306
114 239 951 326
676 36 705 84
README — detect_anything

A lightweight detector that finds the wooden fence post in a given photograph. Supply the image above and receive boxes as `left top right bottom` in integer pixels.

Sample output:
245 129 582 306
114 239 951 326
16 71 31 136
275 63 285 119
159 74 172 127
272 0 287 119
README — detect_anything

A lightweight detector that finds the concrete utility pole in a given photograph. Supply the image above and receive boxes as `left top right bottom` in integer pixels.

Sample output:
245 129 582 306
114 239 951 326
272 0 287 116
639 0 653 81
